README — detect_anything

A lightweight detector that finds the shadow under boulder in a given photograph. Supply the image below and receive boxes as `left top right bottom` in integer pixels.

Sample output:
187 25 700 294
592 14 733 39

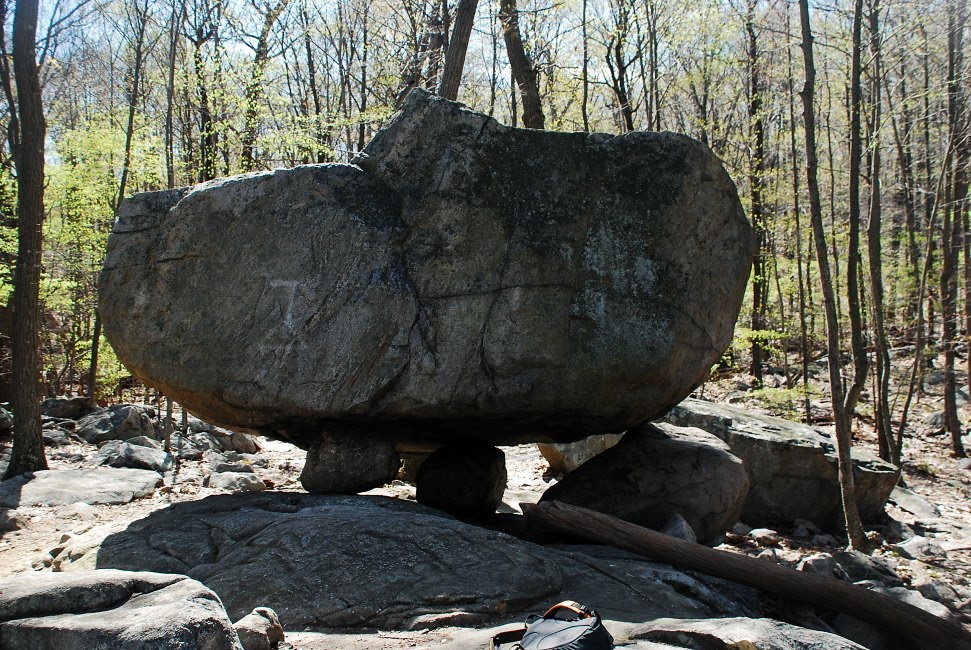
57 492 762 630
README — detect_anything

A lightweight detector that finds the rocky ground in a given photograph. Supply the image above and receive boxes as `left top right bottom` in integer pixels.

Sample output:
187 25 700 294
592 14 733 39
2 351 971 649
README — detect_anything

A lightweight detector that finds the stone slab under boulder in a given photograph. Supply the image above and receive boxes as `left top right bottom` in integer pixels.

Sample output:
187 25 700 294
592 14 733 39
99 89 753 449
661 398 899 529
540 423 749 544
537 433 625 475
0 468 161 508
59 492 763 629
0 569 242 649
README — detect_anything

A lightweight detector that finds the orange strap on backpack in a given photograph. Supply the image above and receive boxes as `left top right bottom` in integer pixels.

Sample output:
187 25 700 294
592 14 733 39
542 601 593 619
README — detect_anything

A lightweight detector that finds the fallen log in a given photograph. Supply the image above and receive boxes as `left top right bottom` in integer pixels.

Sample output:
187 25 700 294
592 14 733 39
522 500 971 650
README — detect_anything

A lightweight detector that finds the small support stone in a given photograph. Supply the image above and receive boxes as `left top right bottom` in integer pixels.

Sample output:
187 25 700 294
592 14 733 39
300 430 399 494
416 444 506 517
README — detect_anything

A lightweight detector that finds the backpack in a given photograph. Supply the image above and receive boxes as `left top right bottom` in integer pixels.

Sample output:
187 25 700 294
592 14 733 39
489 600 614 650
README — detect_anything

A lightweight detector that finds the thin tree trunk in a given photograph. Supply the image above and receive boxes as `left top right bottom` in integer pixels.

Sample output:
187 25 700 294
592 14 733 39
164 397 173 452
886 58 921 328
4 0 47 478
241 0 290 171
194 36 217 181
165 0 184 188
499 0 544 129
798 0 866 548
942 0 968 457
438 0 478 100
923 27 936 346
357 5 369 153
845 0 870 425
786 6 810 422
866 0 895 464
747 0 767 386
581 0 588 132
301 8 326 162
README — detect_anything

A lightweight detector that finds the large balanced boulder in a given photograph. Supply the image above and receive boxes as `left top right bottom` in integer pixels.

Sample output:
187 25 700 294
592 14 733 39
540 423 749 544
99 89 753 448
660 398 899 528
0 569 242 649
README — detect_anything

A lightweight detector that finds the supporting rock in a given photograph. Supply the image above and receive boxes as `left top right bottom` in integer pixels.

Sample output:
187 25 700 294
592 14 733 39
233 607 284 650
416 444 506 517
661 398 899 528
300 430 399 494
540 423 748 544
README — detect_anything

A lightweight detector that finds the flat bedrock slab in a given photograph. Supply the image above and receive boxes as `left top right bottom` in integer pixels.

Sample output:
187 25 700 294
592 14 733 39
0 569 242 650
58 492 762 629
0 467 161 508
660 399 899 528
99 89 754 447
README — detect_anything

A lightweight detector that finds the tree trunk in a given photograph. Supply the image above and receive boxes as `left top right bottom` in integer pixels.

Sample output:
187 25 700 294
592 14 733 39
194 36 217 181
357 5 369 153
499 0 544 129
798 0 866 549
438 0 478 101
165 0 184 189
241 0 290 171
301 8 326 162
785 6 811 422
746 0 767 386
580 0 589 132
866 0 895 464
845 0 870 425
942 0 969 457
5 0 48 478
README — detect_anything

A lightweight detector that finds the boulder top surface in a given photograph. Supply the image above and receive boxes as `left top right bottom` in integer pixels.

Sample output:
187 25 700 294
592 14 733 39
100 89 753 447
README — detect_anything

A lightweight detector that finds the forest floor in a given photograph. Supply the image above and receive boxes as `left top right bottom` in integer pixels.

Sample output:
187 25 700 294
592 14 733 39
1 348 971 647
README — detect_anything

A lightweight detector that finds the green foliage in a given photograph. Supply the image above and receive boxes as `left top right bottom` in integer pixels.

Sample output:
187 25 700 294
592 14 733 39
749 385 817 420
731 326 786 362
94 339 130 402
0 171 17 308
